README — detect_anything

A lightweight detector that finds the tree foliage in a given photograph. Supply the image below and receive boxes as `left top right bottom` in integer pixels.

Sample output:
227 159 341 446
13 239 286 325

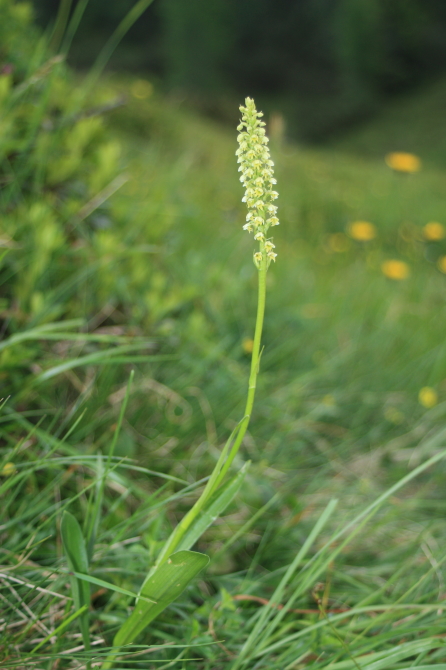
30 0 446 137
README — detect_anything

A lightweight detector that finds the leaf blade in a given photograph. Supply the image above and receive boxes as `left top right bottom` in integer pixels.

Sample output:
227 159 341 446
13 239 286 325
113 550 209 648
176 464 249 552
60 511 91 651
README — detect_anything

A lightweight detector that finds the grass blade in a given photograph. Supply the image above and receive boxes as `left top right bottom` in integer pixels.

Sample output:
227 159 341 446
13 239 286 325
33 344 156 382
61 511 91 652
30 604 88 654
64 571 156 603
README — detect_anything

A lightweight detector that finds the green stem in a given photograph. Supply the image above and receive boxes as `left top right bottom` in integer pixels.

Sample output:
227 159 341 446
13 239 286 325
215 253 268 487
141 255 268 577
49 0 73 53
84 0 156 94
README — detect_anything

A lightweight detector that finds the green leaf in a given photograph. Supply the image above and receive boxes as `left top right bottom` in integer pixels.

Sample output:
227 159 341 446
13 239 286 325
176 463 249 552
103 550 209 668
150 421 244 572
85 453 104 562
61 511 89 574
60 511 91 651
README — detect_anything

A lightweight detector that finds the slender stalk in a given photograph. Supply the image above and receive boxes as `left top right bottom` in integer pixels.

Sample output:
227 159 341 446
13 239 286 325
84 0 156 93
60 0 90 55
214 254 267 487
49 0 73 53
146 257 267 572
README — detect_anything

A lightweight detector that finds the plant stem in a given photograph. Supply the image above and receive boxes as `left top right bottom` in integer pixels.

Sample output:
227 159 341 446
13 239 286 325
142 256 268 575
84 0 156 94
49 0 73 53
215 253 268 487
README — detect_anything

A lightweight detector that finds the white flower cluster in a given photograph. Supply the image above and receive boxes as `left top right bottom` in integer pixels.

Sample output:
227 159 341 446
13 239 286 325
237 97 279 267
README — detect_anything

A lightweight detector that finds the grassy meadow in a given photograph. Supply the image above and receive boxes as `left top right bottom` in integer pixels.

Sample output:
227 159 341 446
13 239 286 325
3 5 446 668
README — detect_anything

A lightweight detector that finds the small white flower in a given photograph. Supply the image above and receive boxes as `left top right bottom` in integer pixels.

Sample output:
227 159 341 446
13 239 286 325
267 251 277 262
254 231 265 241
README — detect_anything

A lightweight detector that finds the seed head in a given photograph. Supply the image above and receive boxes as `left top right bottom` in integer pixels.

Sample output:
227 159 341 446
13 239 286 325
237 97 279 267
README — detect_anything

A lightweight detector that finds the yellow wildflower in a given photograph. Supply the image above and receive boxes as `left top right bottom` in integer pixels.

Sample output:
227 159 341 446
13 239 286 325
131 79 153 100
437 256 446 273
242 338 254 354
348 221 376 241
1 462 15 476
423 222 445 241
418 387 438 408
381 260 410 280
385 152 421 173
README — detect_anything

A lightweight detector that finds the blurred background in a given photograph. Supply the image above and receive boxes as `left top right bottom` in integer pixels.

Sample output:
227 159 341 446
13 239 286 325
32 0 446 142
6 3 446 663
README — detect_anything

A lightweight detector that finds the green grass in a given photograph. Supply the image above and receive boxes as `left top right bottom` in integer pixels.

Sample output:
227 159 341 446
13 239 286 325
3 8 446 667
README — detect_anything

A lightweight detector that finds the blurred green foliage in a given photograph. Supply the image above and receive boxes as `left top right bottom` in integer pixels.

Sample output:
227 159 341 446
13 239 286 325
33 0 446 139
0 0 191 401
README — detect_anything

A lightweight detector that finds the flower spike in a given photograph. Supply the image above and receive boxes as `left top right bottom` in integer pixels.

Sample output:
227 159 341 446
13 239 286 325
237 97 279 267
